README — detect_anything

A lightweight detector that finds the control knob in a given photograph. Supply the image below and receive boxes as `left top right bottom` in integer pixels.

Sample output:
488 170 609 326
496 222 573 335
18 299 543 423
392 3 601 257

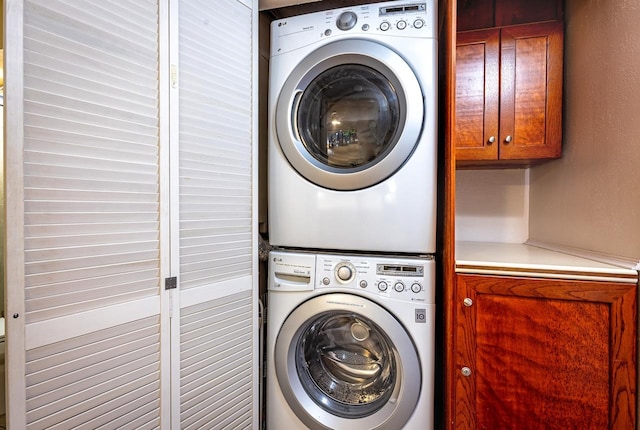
336 11 357 31
335 262 356 283
394 281 405 292
411 283 422 293
378 281 388 292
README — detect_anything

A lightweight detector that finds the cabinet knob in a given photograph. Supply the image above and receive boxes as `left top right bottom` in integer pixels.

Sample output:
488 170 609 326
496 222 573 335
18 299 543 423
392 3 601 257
504 135 513 144
463 297 473 307
487 136 495 145
461 367 472 377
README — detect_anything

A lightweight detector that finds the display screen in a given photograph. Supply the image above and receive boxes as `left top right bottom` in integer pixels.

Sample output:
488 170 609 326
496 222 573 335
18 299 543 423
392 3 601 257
377 264 424 276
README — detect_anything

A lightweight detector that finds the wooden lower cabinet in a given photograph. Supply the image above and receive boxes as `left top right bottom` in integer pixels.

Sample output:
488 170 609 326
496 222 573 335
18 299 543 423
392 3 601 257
454 274 637 429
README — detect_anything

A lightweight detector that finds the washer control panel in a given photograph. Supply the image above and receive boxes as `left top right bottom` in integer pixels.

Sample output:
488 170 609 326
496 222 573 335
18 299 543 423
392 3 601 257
316 253 435 304
271 0 437 56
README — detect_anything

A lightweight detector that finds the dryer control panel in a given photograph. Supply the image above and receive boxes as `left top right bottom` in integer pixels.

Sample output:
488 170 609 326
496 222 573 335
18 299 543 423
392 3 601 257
316 253 435 304
271 0 437 56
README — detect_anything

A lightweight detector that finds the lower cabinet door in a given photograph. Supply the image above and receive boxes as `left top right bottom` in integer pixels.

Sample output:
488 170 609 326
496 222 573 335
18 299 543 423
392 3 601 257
455 274 637 430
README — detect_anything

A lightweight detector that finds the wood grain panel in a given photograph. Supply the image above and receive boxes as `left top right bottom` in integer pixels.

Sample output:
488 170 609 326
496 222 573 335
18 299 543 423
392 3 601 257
456 0 494 31
457 0 562 31
494 0 562 27
441 0 457 428
455 274 637 430
454 275 476 428
455 29 499 161
476 296 609 429
512 36 547 147
455 44 488 146
500 22 563 159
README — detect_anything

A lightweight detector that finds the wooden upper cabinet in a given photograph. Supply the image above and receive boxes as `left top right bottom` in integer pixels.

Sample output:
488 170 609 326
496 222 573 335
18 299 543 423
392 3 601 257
455 274 637 429
456 21 564 166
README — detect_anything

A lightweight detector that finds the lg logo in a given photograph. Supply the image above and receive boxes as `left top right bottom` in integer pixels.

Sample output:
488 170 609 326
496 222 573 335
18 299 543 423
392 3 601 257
415 309 426 323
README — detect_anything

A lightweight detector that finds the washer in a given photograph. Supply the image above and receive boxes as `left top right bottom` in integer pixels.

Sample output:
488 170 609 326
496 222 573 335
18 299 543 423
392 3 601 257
267 250 435 430
268 1 438 254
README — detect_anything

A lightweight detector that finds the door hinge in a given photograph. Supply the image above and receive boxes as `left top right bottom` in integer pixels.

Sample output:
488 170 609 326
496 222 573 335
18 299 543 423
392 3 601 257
165 276 177 290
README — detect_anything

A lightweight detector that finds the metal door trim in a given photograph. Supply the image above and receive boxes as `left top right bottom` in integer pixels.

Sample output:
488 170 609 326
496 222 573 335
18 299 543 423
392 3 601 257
275 39 425 190
274 293 422 430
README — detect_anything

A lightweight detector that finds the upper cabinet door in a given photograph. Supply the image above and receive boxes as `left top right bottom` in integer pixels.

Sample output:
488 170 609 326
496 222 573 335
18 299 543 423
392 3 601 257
5 0 170 427
455 29 500 161
499 22 564 160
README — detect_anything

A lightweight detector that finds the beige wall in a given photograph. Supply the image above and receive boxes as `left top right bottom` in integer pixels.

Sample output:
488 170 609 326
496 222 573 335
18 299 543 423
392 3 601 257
529 0 640 260
456 169 530 243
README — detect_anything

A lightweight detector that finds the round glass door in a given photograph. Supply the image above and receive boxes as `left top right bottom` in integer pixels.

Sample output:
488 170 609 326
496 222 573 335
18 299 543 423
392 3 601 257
275 39 425 190
275 293 421 430
297 65 401 172
297 311 397 418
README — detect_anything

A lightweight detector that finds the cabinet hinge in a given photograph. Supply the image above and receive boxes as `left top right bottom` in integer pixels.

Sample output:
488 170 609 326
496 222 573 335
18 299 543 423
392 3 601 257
165 276 177 290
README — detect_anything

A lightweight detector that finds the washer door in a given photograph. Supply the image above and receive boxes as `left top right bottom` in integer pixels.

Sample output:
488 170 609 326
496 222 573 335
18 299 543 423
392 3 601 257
275 39 425 190
275 293 421 430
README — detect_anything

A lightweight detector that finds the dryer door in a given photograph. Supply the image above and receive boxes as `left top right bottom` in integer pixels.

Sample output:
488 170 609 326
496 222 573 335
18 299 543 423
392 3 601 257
274 293 421 430
275 39 425 190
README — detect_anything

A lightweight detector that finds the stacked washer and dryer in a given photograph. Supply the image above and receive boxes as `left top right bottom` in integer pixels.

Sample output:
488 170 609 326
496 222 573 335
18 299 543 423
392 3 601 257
266 1 438 429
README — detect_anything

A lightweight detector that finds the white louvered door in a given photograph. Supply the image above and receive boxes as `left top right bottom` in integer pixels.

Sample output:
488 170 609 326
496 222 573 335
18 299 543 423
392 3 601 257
5 0 258 428
5 0 170 428
171 0 259 428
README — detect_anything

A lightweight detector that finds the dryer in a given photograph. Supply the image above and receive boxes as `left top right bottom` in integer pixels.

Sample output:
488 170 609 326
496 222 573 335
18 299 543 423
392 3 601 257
266 250 435 430
268 0 438 254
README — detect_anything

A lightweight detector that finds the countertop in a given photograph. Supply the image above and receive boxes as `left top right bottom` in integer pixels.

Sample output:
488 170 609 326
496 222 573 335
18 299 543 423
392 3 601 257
456 241 639 283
